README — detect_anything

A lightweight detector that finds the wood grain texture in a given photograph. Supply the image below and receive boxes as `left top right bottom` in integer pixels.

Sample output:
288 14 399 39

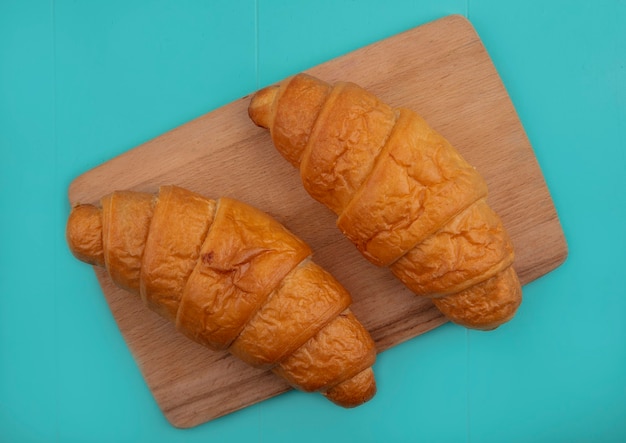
68 15 567 427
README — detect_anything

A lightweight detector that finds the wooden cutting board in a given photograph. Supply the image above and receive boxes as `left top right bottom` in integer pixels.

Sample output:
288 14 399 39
68 14 567 428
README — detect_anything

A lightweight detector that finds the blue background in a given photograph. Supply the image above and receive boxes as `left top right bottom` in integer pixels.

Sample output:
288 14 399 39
1 1 625 442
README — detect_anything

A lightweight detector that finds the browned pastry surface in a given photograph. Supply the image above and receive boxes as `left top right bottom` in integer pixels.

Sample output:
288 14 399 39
66 185 376 408
249 73 522 329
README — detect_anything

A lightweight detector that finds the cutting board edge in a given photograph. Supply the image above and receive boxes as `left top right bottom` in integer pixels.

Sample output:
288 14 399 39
65 14 475 203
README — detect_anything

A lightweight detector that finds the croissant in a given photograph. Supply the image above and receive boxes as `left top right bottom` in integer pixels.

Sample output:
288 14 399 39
66 185 377 407
249 73 522 330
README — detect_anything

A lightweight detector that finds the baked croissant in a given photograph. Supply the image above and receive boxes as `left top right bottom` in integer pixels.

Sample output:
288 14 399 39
66 185 377 407
249 73 522 330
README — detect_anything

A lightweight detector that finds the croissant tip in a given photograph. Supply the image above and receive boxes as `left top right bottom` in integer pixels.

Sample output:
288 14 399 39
66 203 105 267
248 85 279 129
322 367 377 408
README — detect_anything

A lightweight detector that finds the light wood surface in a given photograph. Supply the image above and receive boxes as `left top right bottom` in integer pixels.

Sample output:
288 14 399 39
68 15 567 428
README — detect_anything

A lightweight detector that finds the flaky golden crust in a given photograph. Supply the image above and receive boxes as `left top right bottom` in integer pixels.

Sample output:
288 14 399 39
273 310 376 392
140 185 217 322
101 191 154 294
324 367 377 408
300 82 396 214
176 197 311 350
66 185 376 407
432 267 522 330
249 73 522 330
273 74 332 167
229 259 351 368
336 108 489 267
390 199 514 296
66 204 105 267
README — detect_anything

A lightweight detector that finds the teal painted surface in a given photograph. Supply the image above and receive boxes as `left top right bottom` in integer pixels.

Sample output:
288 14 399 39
1 0 624 441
